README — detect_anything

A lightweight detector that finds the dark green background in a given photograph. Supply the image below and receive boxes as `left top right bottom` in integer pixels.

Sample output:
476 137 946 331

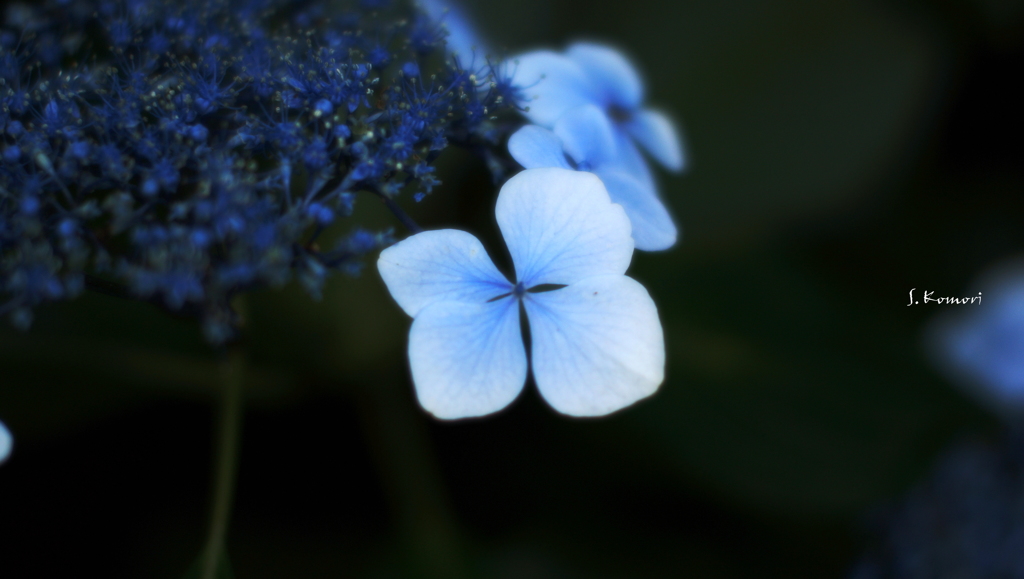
1 0 1022 576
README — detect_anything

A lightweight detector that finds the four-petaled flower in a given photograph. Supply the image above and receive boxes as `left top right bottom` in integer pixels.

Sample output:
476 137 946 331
510 43 685 250
378 168 665 419
508 104 676 250
512 42 685 180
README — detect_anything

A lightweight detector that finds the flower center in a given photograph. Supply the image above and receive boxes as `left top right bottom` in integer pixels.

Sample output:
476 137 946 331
512 281 527 299
608 104 633 124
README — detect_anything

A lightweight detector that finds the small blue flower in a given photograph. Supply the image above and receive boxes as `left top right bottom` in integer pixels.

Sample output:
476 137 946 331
511 42 686 188
378 168 665 419
927 260 1024 416
0 419 11 465
508 104 676 250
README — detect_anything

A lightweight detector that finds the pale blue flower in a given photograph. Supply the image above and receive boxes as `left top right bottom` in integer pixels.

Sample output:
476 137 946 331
927 260 1024 417
378 168 665 419
0 420 11 465
417 0 487 69
511 42 686 191
508 104 676 250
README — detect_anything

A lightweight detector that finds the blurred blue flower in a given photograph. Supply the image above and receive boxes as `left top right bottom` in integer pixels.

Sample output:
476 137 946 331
927 259 1024 417
511 42 686 191
378 168 664 419
851 433 1024 579
508 104 676 250
0 419 11 465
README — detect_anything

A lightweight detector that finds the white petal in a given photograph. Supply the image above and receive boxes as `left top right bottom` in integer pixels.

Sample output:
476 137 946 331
0 420 11 464
510 50 597 127
378 229 511 317
508 125 572 170
409 299 527 419
567 42 644 110
525 275 665 416
496 168 633 287
597 170 677 251
626 109 686 172
553 104 617 168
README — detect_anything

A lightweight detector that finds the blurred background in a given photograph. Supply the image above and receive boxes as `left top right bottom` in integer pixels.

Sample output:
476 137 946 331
1 0 1023 576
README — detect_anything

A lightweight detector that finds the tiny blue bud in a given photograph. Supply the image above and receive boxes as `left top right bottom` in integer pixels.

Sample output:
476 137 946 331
314 99 334 116
316 206 335 225
186 124 209 141
191 229 212 248
350 229 378 253
58 218 77 238
3 146 21 162
333 124 351 139
141 178 160 197
338 193 355 216
69 141 90 159
20 196 40 216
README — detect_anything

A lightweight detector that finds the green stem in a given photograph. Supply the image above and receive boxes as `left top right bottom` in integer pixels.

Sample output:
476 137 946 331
358 373 466 578
200 347 245 579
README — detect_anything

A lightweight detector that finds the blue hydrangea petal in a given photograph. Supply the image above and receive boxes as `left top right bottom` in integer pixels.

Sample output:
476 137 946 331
511 51 596 127
614 130 656 192
378 229 512 317
596 170 677 251
553 104 617 169
566 42 644 110
418 0 486 68
409 298 527 419
0 420 11 465
507 125 572 170
626 108 686 172
496 168 633 287
524 275 664 416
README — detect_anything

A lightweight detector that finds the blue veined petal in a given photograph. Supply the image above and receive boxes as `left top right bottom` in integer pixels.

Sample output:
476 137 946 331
596 170 677 251
496 168 633 287
409 298 527 419
553 104 617 169
524 275 664 416
626 108 686 172
566 42 644 110
0 420 11 464
508 125 572 170
510 50 597 127
417 0 487 68
614 129 655 192
378 229 512 317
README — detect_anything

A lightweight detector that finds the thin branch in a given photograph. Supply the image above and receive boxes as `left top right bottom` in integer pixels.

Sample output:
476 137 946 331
376 192 423 234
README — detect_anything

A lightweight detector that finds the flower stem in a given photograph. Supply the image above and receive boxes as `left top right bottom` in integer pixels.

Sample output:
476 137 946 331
376 192 424 234
200 347 245 579
357 376 466 577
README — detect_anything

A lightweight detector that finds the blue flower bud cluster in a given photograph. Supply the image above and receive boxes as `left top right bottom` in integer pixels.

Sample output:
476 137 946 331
0 0 520 343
